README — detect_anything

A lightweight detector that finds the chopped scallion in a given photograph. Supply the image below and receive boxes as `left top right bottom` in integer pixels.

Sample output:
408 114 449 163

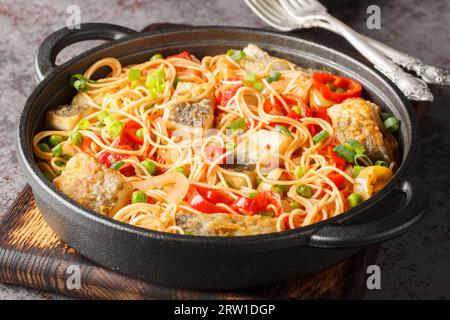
344 139 365 154
275 125 292 137
333 144 356 163
78 118 90 130
348 193 363 208
384 116 400 133
265 71 281 83
110 161 125 170
226 49 246 61
375 160 388 167
312 130 329 144
128 68 141 82
354 153 373 166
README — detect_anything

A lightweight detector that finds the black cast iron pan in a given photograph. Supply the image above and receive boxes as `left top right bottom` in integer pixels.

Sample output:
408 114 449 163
18 23 429 290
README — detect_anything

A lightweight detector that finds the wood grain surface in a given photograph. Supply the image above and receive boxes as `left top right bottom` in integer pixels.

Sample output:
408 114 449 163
0 186 379 300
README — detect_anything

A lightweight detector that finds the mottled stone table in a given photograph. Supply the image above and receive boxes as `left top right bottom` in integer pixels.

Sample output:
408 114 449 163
0 0 448 299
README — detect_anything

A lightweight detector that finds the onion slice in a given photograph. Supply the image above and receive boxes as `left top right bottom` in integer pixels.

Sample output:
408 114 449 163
132 171 189 204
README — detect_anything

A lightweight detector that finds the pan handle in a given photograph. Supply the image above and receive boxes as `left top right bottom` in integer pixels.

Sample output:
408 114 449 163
35 23 137 82
308 176 429 248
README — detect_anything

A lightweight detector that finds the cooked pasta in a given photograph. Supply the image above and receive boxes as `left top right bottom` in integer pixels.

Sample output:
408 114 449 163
33 44 399 236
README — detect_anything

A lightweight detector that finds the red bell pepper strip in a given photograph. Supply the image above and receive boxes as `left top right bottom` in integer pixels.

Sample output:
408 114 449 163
185 185 227 214
215 83 242 106
123 120 144 145
312 72 362 103
328 172 346 189
254 191 284 216
327 146 346 169
166 51 191 60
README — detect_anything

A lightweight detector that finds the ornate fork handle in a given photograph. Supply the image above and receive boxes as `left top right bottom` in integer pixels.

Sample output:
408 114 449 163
298 18 449 86
368 43 450 85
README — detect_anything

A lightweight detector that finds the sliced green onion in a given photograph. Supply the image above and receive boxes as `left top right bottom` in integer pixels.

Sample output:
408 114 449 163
146 68 166 98
291 105 301 115
174 167 188 177
265 71 281 83
294 166 306 179
38 143 50 152
128 68 141 82
290 202 301 209
352 165 364 178
131 190 148 203
110 161 125 170
227 117 247 133
347 193 363 208
335 88 346 93
380 112 392 122
78 118 90 130
136 128 144 139
185 231 194 236
252 81 263 91
312 130 329 144
107 121 124 138
48 135 63 147
51 144 63 157
270 186 285 197
70 74 91 92
55 160 65 167
333 144 356 163
70 131 83 146
384 117 400 133
244 73 257 83
150 53 163 60
297 185 313 198
275 125 292 137
103 115 116 126
144 104 154 111
141 159 157 175
258 211 274 217
375 160 388 167
326 82 336 91
248 191 258 199
226 49 246 61
354 153 373 166
96 110 110 123
345 139 365 154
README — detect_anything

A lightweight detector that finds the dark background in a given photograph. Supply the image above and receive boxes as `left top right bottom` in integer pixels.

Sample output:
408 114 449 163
0 0 448 299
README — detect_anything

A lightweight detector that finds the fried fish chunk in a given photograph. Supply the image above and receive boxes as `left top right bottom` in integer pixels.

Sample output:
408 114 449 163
53 152 133 217
176 212 279 236
327 98 394 162
46 93 96 131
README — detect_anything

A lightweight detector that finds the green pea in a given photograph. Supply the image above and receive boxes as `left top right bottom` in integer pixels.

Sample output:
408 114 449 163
38 143 51 152
51 144 63 157
150 53 163 60
132 191 148 203
136 128 145 139
48 135 64 147
70 131 83 146
297 185 313 198
140 159 157 175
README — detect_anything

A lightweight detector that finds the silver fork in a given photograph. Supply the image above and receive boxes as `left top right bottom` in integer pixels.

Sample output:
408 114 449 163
246 0 433 101
246 0 450 87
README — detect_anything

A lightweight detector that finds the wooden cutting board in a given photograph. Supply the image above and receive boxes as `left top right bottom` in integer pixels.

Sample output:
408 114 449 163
0 186 379 299
0 24 425 300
